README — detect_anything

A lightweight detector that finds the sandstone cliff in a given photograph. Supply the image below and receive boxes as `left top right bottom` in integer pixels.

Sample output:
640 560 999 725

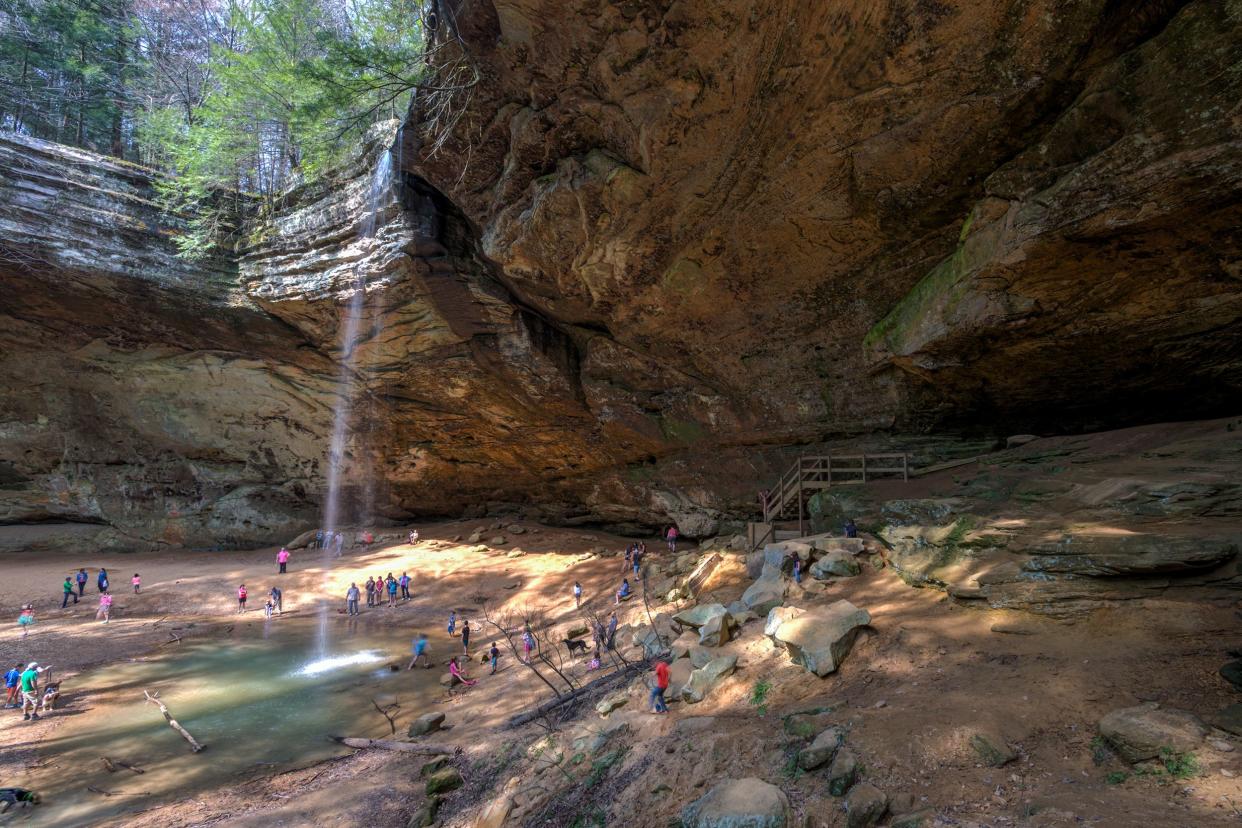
2 0 1240 552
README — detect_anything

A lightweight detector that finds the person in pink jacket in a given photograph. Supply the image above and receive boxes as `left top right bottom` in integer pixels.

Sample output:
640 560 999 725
277 548 290 574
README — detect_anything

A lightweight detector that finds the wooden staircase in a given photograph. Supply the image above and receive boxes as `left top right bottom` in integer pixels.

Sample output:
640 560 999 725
758 453 910 537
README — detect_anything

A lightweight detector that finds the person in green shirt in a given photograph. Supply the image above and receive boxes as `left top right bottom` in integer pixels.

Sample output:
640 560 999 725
19 663 41 720
60 576 78 608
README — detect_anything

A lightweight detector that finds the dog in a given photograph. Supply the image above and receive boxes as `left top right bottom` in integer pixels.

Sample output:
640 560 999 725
40 681 60 713
562 638 588 657
0 788 40 813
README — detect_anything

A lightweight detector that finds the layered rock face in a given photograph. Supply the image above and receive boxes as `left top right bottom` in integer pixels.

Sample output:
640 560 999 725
3 0 1242 552
0 134 332 551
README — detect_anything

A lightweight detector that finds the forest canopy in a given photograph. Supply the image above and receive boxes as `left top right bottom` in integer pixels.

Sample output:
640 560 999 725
0 0 432 255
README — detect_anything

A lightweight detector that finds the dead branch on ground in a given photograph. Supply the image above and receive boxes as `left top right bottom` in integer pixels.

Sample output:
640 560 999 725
143 690 203 753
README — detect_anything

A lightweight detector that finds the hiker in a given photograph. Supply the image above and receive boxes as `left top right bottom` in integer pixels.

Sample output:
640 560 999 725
408 529 419 544
399 571 411 601
269 585 283 615
460 619 471 654
365 576 376 607
75 569 87 598
792 557 802 584
0 787 41 813
4 664 21 708
237 584 248 613
632 546 642 578
606 612 618 650
132 573 141 594
522 625 535 663
650 658 670 714
96 592 112 623
346 582 360 616
277 547 290 574
665 525 679 553
408 633 430 669
615 578 631 603
844 519 858 539
386 573 398 608
97 568 109 593
315 528 324 550
17 605 34 638
334 532 345 556
18 663 41 720
489 642 500 674
447 657 475 688
447 610 457 637
61 576 78 608
623 546 633 573
573 580 582 609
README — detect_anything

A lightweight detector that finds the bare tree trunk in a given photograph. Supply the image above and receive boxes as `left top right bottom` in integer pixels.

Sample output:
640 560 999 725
143 690 203 753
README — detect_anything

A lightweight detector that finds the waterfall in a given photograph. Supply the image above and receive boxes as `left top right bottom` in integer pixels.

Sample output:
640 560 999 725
315 148 393 657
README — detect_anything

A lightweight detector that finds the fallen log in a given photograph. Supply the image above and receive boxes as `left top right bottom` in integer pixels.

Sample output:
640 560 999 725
330 736 458 755
506 656 659 728
143 690 203 753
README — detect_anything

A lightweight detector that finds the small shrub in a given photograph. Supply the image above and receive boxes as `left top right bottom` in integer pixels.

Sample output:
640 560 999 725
750 679 772 716
1106 771 1129 785
1160 747 1200 779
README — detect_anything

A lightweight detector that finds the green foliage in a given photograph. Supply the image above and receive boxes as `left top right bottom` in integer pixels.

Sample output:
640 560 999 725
1160 747 1200 779
1106 771 1129 785
586 748 626 786
749 679 772 716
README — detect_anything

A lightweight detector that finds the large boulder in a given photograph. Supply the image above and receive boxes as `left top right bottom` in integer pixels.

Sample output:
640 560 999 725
770 600 871 676
675 603 730 628
680 655 738 704
798 726 846 770
810 551 861 579
741 574 785 615
671 630 699 660
425 767 463 795
812 537 866 556
765 605 804 638
845 784 888 828
969 730 1017 767
698 611 735 647
828 748 859 796
407 712 446 737
1098 703 1207 763
681 777 789 828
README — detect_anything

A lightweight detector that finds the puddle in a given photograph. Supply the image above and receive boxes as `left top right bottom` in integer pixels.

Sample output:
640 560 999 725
19 620 442 826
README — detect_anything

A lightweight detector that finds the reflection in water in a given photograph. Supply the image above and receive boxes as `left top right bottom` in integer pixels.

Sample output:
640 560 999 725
26 621 437 827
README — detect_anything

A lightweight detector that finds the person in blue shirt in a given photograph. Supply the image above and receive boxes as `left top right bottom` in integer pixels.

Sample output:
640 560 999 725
75 569 87 598
407 633 430 669
97 568 109 593
3 664 21 708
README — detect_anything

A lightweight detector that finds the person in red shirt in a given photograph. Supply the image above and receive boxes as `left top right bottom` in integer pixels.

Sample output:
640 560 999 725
650 658 670 713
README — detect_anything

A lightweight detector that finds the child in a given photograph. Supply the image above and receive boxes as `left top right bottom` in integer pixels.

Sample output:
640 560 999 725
237 584 248 613
522 626 535 663
386 574 398 608
666 525 678 553
132 573 141 594
408 633 430 669
489 642 500 675
17 605 34 638
61 576 78 608
615 578 631 604
399 571 411 600
792 557 802 584
447 610 457 637
96 593 112 623
460 619 470 654
264 596 274 618
573 581 582 609
365 577 376 607
4 664 21 708
447 657 476 688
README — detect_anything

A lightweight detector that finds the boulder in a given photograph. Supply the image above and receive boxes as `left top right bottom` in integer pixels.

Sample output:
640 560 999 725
765 605 804 638
675 603 730 628
407 712 446 737
671 630 699 660
698 610 734 647
1221 659 1242 690
771 600 871 677
798 726 846 770
680 777 789 828
468 530 483 544
741 574 785 615
828 747 859 796
969 730 1017 767
811 537 866 556
632 625 666 658
1098 703 1207 763
890 810 936 828
688 647 715 669
653 611 681 641
1209 704 1242 736
783 708 838 739
489 535 507 545
474 777 518 828
730 608 757 627
419 756 450 777
286 528 318 549
810 551 861 579
680 655 738 704
424 767 463 795
845 784 888 828
408 795 440 828
507 524 526 534
596 691 629 716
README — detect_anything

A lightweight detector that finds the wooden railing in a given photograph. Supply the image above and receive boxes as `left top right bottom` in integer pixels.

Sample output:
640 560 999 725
761 453 909 530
